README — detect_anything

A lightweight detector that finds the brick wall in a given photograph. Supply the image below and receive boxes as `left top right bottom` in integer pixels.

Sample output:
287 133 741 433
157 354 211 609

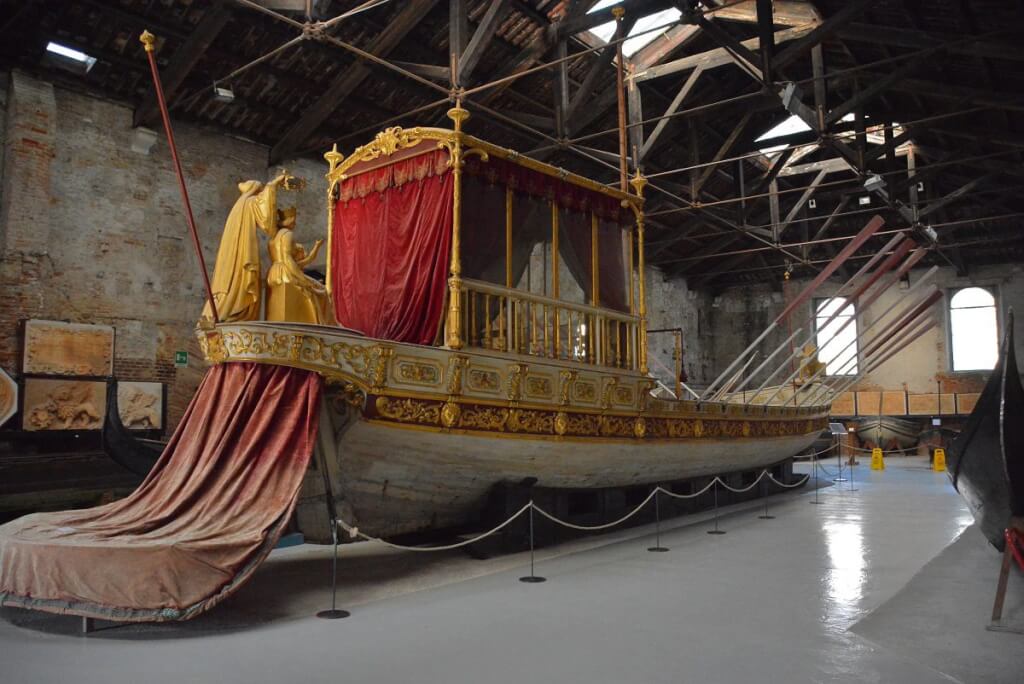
0 71 329 432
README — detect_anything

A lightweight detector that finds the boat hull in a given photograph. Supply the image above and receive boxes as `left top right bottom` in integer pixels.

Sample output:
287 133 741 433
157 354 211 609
947 312 1024 549
854 416 921 451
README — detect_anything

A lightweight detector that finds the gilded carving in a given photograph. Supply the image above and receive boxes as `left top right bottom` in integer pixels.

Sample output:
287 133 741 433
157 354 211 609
600 415 634 437
217 328 372 377
638 380 654 411
441 400 461 428
601 377 619 410
369 345 394 391
566 412 602 436
507 363 527 401
375 396 440 426
742 421 752 437
525 375 553 399
507 408 553 434
573 381 597 402
613 385 634 406
396 359 441 386
467 368 500 393
633 416 647 439
692 419 704 438
458 405 509 431
554 411 569 436
350 126 424 166
558 370 578 406
447 355 469 395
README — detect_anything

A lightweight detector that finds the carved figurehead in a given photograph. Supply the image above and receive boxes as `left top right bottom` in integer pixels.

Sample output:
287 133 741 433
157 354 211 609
798 343 827 383
199 173 288 326
266 207 336 325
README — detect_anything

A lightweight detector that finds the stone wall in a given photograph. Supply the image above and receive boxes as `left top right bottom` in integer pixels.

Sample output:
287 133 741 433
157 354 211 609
697 262 1024 396
0 71 329 432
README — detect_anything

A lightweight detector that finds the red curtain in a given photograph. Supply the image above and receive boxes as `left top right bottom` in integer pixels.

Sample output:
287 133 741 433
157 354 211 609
332 150 454 344
0 362 322 622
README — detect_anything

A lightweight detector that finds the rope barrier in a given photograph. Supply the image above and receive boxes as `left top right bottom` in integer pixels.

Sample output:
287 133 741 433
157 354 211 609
337 502 532 552
336 466 817 551
532 488 660 532
843 443 920 455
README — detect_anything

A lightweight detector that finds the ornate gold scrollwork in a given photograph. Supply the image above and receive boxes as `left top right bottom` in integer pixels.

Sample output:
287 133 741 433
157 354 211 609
554 411 569 436
441 400 461 428
633 416 647 439
467 368 500 393
369 345 394 392
601 377 619 410
447 355 469 396
558 370 578 406
375 396 440 426
507 363 527 402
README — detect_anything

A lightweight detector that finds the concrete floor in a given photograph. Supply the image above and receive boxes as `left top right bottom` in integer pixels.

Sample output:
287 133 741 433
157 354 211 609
2 457 1021 683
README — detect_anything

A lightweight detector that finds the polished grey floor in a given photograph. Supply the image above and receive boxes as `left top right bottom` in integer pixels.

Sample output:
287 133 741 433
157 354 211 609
2 457 1017 684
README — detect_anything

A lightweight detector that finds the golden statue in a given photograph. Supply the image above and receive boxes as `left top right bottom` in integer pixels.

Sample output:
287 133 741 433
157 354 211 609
266 207 336 325
798 343 827 383
200 174 287 324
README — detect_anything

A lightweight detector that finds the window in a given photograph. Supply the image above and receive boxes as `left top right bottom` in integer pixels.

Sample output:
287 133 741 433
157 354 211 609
588 1 682 57
45 41 97 75
949 287 998 371
815 297 858 375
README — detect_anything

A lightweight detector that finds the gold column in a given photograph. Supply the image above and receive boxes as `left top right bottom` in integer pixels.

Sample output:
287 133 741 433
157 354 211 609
631 172 648 374
551 201 560 299
627 229 635 314
446 103 470 349
324 144 344 296
505 187 513 288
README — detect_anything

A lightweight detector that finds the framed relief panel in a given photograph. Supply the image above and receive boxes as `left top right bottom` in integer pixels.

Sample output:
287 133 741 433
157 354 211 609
22 378 107 431
23 320 115 377
117 381 164 430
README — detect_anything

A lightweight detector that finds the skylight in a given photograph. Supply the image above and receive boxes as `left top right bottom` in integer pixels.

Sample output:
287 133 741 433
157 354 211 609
45 41 97 73
588 1 682 57
754 113 858 158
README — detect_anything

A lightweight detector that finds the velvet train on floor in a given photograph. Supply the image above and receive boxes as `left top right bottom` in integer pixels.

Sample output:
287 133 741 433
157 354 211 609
0 363 322 622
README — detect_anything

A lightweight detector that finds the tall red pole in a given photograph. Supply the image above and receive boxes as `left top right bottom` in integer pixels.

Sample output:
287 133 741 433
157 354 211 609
139 30 219 324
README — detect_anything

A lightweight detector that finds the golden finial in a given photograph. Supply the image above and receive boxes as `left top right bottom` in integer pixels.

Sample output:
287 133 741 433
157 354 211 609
629 169 648 198
447 100 470 132
324 143 344 175
139 30 156 53
612 7 625 19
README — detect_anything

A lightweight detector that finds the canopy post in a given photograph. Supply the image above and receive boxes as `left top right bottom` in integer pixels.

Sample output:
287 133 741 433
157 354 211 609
324 143 344 297
631 171 649 374
590 212 599 306
446 102 470 349
505 187 513 288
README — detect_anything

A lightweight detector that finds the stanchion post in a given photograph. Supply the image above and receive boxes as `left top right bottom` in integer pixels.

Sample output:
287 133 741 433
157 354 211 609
833 442 847 482
520 503 546 583
707 478 727 535
810 448 823 505
317 522 350 619
848 450 858 492
648 487 669 552
758 471 775 520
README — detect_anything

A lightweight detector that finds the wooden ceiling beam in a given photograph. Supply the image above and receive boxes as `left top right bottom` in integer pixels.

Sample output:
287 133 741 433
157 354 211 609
269 0 440 164
836 23 1023 62
458 0 512 85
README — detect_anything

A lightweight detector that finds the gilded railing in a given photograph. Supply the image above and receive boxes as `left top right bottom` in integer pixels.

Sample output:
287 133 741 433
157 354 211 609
456 278 640 370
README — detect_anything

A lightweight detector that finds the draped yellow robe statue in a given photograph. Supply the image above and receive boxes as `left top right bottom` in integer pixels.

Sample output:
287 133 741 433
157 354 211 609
265 208 336 325
200 175 285 324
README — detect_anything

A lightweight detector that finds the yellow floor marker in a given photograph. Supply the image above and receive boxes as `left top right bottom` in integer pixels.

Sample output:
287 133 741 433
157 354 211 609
871 447 885 471
933 448 947 472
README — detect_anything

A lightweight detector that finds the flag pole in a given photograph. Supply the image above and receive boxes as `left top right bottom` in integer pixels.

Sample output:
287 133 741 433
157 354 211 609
139 30 219 324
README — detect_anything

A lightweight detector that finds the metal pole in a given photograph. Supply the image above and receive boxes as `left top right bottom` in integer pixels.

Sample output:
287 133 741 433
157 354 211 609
520 503 546 583
139 31 218 324
613 7 628 192
708 479 727 535
649 487 669 552
758 472 775 520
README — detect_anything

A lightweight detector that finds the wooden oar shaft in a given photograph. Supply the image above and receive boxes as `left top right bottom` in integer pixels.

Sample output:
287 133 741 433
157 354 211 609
140 31 219 324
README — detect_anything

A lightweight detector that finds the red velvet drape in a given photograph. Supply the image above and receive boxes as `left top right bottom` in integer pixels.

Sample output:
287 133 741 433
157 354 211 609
0 362 322 622
331 150 454 345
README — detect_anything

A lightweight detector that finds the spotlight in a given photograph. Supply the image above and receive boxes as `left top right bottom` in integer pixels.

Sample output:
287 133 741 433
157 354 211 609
212 84 235 103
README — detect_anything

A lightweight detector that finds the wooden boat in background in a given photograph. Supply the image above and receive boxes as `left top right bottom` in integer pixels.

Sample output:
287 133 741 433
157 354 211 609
947 310 1024 550
854 415 921 451
101 380 164 477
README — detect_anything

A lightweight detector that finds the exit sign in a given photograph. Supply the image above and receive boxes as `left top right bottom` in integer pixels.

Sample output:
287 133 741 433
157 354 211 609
174 351 188 368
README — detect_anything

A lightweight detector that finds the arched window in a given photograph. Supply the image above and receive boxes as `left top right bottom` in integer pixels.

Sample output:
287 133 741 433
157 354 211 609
815 297 858 375
950 287 998 371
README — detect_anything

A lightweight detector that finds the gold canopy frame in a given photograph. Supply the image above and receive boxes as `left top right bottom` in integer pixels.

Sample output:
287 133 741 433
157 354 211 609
323 106 650 374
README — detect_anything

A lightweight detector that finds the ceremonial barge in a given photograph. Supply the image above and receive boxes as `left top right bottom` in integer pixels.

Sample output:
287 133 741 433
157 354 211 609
197 108 829 539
